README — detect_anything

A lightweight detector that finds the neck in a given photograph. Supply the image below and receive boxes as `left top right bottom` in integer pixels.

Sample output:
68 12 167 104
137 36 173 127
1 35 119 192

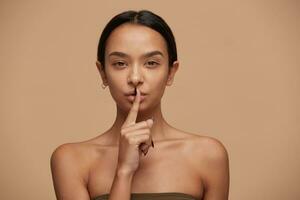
107 101 171 144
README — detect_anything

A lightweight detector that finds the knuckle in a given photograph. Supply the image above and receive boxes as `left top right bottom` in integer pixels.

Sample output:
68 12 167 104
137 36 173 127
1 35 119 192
124 133 130 140
143 121 148 127
121 125 127 130
129 138 136 145
127 123 135 127
146 119 153 127
120 129 126 135
144 134 150 140
120 133 128 140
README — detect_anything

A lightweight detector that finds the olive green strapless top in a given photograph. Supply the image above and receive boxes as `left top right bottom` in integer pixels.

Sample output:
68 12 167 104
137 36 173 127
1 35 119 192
92 192 198 200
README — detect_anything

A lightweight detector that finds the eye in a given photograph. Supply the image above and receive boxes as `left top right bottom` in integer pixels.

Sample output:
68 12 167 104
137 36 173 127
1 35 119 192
145 61 159 67
112 61 127 68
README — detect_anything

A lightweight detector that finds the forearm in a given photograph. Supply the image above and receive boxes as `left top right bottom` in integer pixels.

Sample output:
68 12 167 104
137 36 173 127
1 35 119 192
108 168 134 200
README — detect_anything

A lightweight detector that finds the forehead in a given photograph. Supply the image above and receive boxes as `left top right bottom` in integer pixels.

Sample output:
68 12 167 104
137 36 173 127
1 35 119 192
105 23 168 57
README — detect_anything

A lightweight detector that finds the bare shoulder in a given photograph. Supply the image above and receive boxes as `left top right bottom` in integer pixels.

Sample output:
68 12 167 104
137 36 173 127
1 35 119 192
181 131 228 160
178 131 229 173
194 134 228 161
183 132 229 198
50 141 95 183
50 143 77 168
50 142 95 199
50 135 111 175
51 141 90 162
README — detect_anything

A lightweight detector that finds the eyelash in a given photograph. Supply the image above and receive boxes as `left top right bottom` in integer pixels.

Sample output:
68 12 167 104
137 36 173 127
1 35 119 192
146 61 159 67
112 61 126 67
112 61 160 68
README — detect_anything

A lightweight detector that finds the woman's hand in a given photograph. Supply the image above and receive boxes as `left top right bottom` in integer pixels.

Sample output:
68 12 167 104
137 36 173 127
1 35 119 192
117 88 154 175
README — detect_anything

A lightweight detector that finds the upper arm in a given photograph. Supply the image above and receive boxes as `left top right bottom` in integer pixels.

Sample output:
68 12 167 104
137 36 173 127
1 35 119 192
200 137 230 200
50 144 90 200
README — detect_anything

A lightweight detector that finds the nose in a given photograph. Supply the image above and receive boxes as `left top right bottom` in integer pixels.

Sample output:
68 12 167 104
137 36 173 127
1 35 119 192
127 64 144 87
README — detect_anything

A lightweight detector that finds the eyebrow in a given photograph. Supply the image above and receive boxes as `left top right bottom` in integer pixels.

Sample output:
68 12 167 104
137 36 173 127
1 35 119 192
108 50 164 58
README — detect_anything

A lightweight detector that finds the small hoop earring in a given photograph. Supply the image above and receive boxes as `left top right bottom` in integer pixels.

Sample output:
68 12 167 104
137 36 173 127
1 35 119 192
101 83 107 89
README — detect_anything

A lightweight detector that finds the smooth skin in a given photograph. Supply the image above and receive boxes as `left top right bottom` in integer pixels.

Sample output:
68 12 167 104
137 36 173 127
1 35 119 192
50 23 229 200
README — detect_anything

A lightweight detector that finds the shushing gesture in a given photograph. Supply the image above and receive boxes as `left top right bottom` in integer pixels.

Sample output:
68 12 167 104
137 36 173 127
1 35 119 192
117 88 154 175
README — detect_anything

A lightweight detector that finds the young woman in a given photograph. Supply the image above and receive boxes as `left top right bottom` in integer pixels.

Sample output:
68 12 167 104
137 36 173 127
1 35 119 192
50 10 229 200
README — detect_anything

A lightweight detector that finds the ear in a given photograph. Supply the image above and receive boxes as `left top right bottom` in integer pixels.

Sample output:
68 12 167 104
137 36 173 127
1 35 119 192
166 60 179 86
96 61 108 86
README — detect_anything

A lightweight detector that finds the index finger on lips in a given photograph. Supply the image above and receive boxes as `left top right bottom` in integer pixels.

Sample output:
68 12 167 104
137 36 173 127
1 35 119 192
123 88 141 127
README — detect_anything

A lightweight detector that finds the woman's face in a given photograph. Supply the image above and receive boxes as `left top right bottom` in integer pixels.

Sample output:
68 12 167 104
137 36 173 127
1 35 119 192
97 23 179 113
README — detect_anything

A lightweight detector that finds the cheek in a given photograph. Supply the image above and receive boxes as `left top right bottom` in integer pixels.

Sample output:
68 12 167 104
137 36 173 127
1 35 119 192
148 70 169 98
150 68 169 86
105 68 125 88
105 73 126 99
153 77 167 90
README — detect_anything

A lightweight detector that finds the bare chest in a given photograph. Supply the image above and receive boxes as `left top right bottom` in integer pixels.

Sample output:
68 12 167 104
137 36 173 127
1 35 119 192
87 141 204 199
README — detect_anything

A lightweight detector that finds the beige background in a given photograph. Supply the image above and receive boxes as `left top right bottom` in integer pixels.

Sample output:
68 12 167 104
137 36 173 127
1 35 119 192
1 0 299 199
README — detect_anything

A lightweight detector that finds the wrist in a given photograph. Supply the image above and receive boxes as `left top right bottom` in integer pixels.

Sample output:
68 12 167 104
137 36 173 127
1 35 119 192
116 166 135 178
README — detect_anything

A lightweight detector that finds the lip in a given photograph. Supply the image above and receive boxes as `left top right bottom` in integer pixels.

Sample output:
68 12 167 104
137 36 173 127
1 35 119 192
125 92 147 96
125 90 147 96
126 94 147 102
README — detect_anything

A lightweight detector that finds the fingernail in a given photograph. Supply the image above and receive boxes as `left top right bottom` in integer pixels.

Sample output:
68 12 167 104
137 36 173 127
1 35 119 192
147 119 153 127
151 140 154 148
143 149 148 156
